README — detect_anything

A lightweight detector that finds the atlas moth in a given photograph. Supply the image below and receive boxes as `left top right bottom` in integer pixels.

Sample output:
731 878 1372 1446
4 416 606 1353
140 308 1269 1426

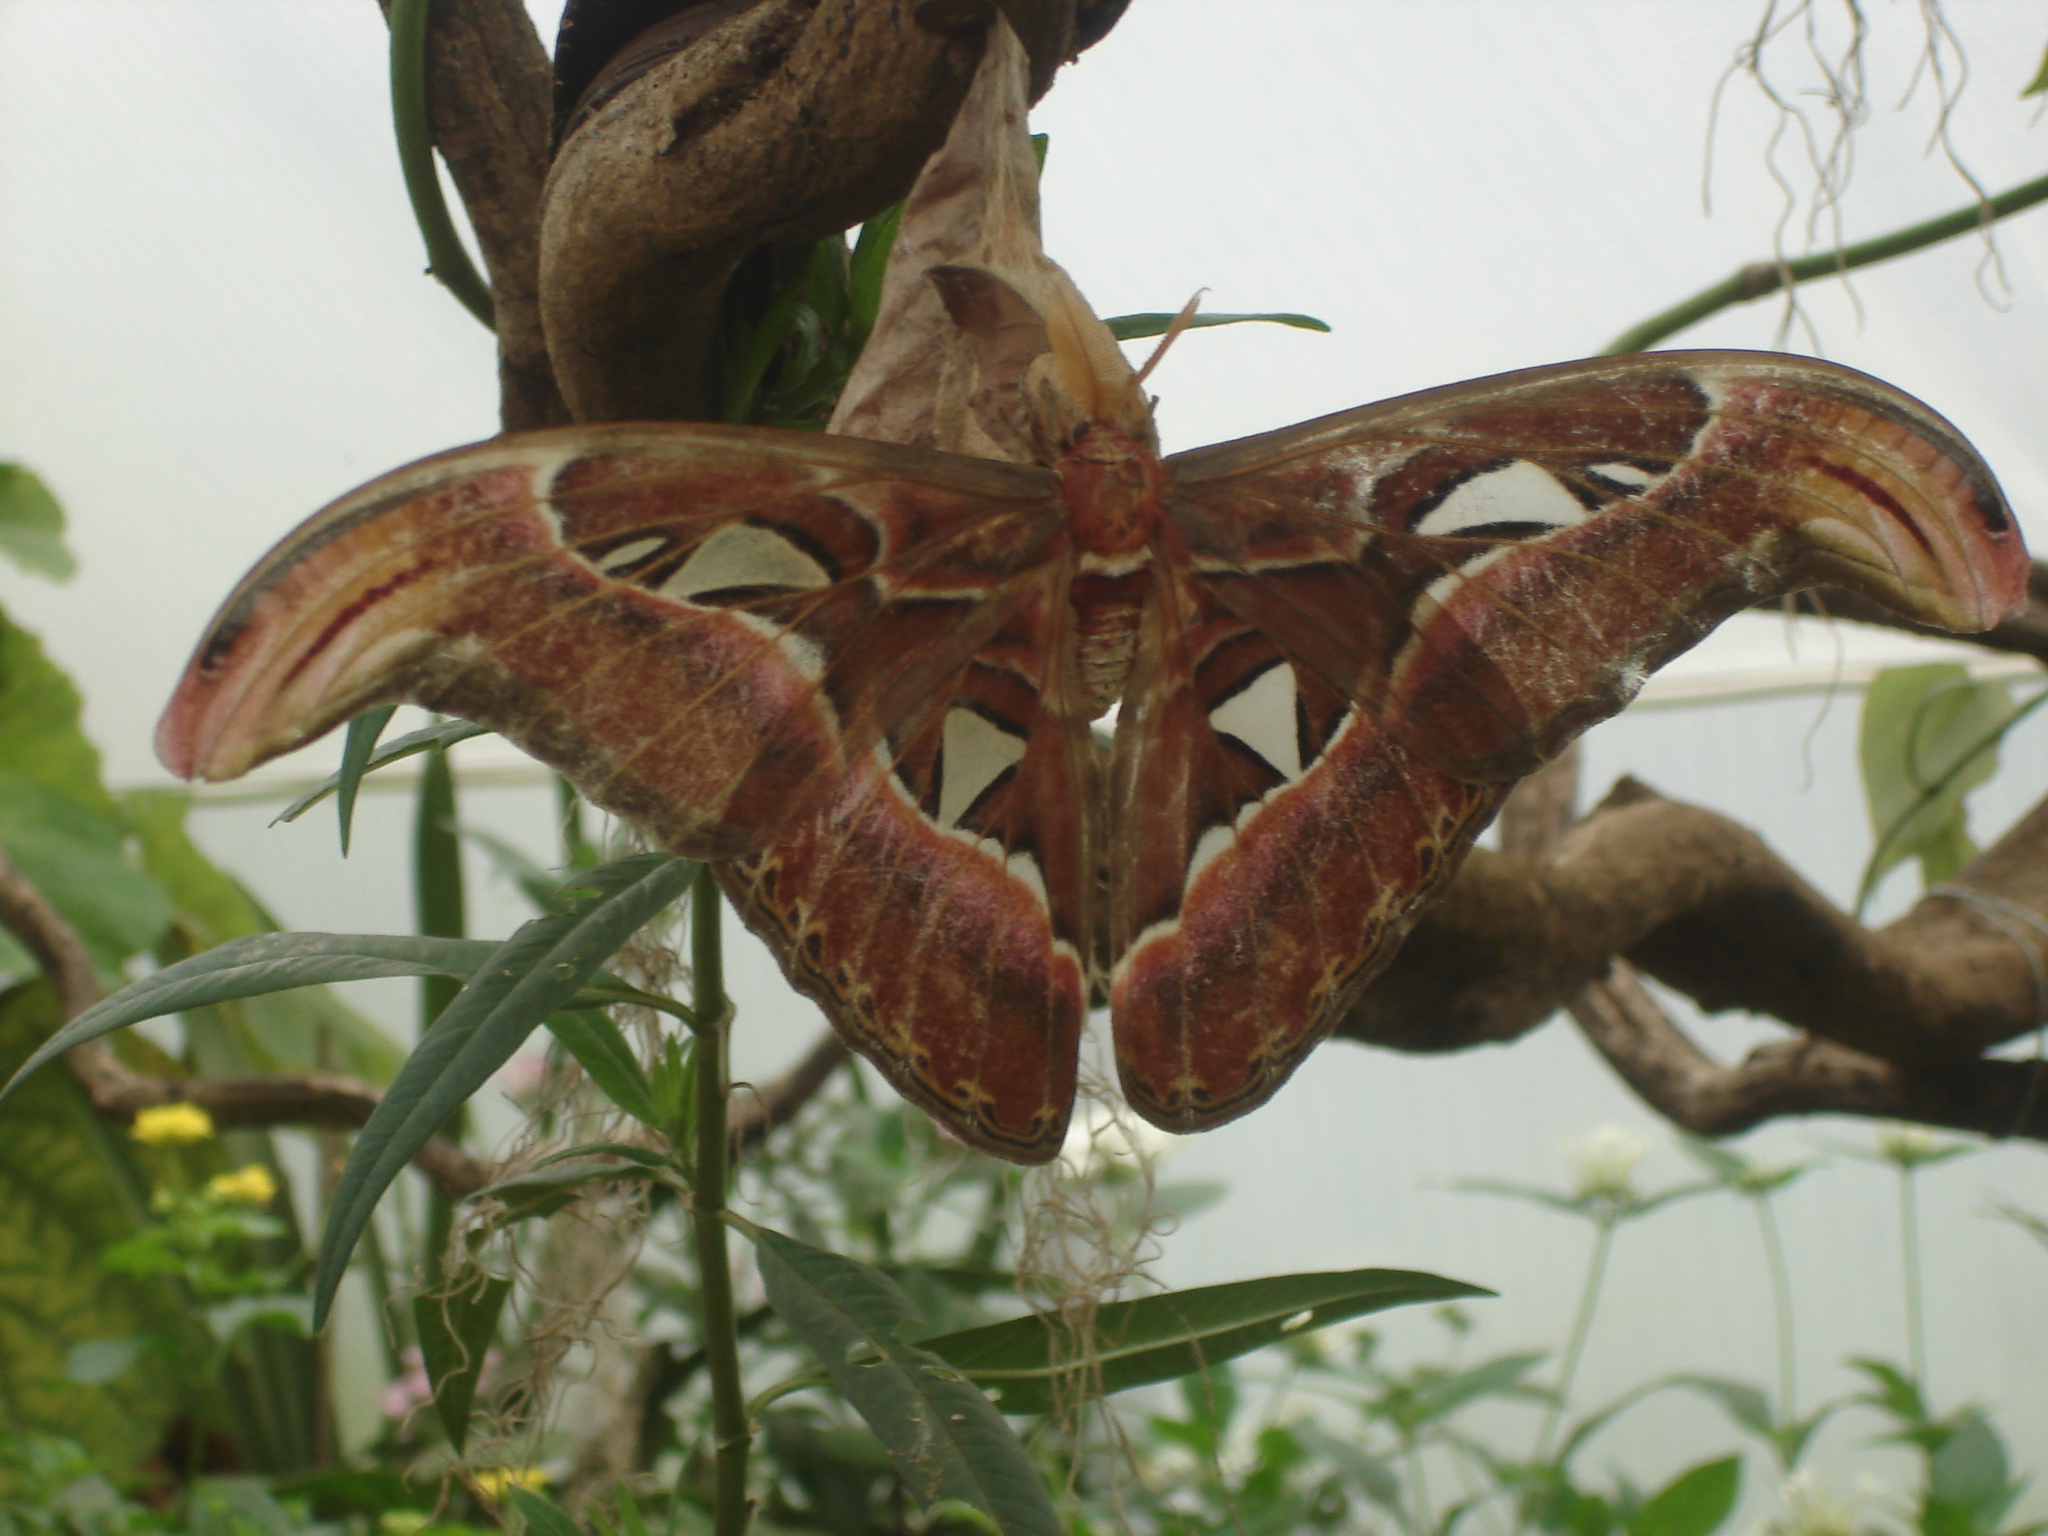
158 18 2028 1164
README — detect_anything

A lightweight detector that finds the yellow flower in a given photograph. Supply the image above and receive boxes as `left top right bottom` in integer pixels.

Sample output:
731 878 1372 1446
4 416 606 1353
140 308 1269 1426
474 1466 549 1499
206 1164 278 1206
130 1103 215 1145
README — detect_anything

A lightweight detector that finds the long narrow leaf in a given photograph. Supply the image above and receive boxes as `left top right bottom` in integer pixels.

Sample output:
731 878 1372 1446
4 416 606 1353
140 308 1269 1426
746 1222 1061 1536
415 1271 511 1452
0 933 504 1104
925 1268 1488 1416
313 853 695 1323
547 1010 663 1127
335 705 397 855
272 719 492 825
1105 310 1331 340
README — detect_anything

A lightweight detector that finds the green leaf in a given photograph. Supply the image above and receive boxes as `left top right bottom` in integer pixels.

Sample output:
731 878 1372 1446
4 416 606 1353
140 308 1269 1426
127 789 408 1084
1401 1350 1549 1428
849 201 904 338
1925 1411 2023 1536
472 1158 655 1225
1104 311 1332 341
270 718 492 825
415 1271 511 1452
1627 1457 1740 1536
0 464 76 579
1856 664 2018 910
745 1221 1062 1536
336 705 397 856
313 853 694 1323
0 604 117 820
64 1336 145 1385
0 983 186 1476
924 1267 1489 1417
1666 1374 1772 1438
505 1487 583 1536
2022 40 2048 97
0 932 504 1104
546 1010 663 1127
1850 1357 1928 1425
0 770 171 970
1451 1177 1594 1214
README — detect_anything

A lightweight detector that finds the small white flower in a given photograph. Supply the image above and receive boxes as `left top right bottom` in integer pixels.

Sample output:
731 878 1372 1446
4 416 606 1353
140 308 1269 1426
1564 1125 1650 1201
1877 1123 1939 1164
1766 1471 1859 1536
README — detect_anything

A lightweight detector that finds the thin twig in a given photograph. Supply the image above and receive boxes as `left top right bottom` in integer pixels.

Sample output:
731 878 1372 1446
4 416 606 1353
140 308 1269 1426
1604 167 2048 353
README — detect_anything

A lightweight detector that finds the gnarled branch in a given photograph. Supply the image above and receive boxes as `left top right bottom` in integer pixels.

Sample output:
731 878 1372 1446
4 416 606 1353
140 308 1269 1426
1346 774 2048 1143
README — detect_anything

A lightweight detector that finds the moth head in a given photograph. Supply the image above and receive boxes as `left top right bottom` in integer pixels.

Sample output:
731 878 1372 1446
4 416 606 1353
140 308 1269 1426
928 262 1157 464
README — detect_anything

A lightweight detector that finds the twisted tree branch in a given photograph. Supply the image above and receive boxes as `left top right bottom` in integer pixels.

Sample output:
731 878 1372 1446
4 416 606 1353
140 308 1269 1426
1346 773 2048 1143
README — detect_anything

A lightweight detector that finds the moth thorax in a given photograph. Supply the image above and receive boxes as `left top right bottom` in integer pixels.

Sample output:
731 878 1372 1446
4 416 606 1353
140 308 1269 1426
1057 425 1168 558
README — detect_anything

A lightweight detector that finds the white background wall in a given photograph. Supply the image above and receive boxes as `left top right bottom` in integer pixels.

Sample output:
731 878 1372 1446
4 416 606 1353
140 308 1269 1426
2 0 2045 1520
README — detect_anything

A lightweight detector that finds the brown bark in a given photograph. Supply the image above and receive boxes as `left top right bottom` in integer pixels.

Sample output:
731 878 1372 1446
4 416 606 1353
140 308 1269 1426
375 0 568 430
1343 771 2048 1142
538 0 1091 423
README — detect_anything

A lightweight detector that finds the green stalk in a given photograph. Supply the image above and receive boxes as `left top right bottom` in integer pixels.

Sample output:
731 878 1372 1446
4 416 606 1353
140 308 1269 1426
687 864 751 1536
414 740 467 1290
388 0 495 329
1602 167 2048 354
1899 1165 1927 1390
1531 1213 1617 1466
1753 1195 1797 1426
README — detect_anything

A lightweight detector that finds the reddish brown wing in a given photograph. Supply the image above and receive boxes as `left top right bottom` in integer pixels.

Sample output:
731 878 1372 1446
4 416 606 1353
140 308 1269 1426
720 573 1098 1163
159 424 1064 860
157 422 1097 1162
1110 351 2026 1132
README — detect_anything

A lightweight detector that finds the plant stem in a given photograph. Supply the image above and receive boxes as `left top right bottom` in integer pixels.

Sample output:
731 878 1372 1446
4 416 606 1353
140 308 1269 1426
1602 167 2048 354
1753 1196 1797 1427
687 864 751 1536
387 0 495 329
414 741 467 1290
1532 1214 1617 1466
1899 1165 1927 1391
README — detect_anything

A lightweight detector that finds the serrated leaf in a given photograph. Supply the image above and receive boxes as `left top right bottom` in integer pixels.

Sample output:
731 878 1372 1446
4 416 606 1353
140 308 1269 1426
1627 1456 1740 1536
312 853 694 1323
546 1010 663 1127
0 463 76 579
1105 311 1332 341
924 1267 1489 1417
745 1221 1061 1536
271 718 492 825
416 1271 511 1452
